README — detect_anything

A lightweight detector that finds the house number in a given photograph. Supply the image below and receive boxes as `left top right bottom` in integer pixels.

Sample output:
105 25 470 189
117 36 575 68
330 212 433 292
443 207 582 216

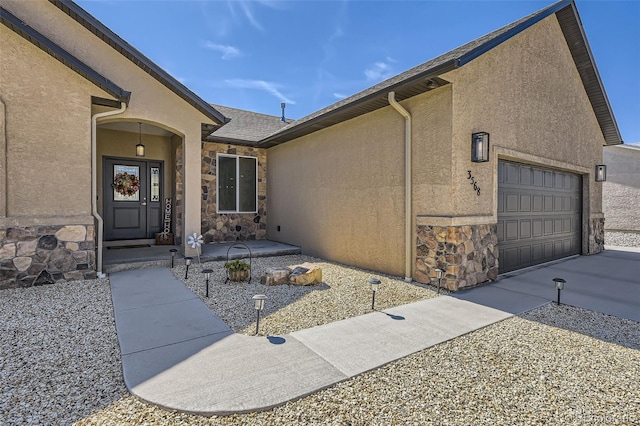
467 170 481 196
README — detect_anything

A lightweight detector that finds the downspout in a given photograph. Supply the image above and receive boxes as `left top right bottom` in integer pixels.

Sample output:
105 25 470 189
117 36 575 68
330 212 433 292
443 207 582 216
92 102 127 278
388 92 412 282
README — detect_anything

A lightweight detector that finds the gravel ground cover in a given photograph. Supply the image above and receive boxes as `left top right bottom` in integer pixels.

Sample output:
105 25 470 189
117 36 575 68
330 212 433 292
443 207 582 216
1 263 638 425
171 255 439 335
605 231 640 248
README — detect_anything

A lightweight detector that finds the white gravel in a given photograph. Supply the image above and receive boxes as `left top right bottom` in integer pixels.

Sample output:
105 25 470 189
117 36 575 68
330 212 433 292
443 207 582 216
1 261 638 425
171 255 440 335
606 230 640 248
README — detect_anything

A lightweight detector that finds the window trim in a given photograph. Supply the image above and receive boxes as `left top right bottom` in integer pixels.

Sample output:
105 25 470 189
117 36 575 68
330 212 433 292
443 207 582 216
216 153 258 214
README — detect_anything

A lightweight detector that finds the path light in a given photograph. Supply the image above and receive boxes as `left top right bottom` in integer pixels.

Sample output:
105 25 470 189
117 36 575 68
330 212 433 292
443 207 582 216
252 294 267 335
553 277 566 305
169 248 178 268
184 256 193 280
435 268 445 294
202 269 213 297
369 277 381 310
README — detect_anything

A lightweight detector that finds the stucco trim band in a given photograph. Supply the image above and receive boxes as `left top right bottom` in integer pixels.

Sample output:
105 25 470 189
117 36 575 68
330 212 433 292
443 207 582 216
0 215 95 227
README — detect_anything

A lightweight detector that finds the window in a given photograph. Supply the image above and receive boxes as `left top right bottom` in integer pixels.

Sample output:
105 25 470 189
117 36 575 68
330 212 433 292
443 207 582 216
217 154 257 213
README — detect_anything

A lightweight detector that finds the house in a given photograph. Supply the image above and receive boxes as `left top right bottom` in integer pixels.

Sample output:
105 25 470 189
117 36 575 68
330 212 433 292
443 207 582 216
0 0 622 290
603 143 640 247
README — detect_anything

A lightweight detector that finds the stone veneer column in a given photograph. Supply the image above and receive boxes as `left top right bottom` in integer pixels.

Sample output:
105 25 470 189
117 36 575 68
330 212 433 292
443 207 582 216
589 216 605 254
0 224 96 290
415 224 498 291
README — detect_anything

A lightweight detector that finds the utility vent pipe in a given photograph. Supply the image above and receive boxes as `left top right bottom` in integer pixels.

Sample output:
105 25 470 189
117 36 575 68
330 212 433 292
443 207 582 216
280 102 286 123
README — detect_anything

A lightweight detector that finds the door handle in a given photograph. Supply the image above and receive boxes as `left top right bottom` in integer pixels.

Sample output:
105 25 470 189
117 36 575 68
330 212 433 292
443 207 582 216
141 202 147 206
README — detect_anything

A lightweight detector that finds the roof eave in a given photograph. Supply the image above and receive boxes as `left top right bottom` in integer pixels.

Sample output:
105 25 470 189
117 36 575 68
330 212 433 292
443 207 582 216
50 0 228 127
1 6 131 104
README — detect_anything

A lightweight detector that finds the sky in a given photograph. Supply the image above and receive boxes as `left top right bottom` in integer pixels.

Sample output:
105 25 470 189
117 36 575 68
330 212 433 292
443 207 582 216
75 0 640 143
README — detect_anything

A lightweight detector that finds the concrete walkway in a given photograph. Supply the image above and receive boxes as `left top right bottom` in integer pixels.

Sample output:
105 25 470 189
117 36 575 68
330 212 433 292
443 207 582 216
110 268 512 415
453 247 640 322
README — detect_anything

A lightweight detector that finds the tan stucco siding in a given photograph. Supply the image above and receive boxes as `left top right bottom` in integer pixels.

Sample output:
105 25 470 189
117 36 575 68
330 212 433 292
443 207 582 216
2 0 215 252
443 15 604 220
267 88 452 277
96 128 174 217
0 25 111 217
603 146 640 232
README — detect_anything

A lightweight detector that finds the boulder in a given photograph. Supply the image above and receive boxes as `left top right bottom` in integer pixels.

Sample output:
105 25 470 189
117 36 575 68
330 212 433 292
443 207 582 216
289 263 322 286
261 267 292 286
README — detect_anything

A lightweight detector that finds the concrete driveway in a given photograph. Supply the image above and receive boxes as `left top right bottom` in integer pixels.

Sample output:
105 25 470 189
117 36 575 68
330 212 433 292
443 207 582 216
453 247 640 322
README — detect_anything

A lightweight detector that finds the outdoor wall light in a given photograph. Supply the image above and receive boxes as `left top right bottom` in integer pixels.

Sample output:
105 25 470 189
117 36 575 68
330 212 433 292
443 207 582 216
369 277 381 310
471 132 490 162
136 122 145 157
252 294 267 335
184 256 193 280
434 268 445 294
169 248 178 268
595 165 607 182
202 268 213 298
553 277 566 305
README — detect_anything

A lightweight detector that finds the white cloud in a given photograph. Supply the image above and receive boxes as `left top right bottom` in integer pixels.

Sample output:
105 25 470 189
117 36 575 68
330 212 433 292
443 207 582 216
203 41 241 60
225 79 296 104
333 92 347 99
365 61 394 82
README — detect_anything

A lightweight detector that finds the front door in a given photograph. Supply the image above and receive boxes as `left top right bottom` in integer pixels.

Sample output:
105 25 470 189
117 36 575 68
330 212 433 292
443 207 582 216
103 157 163 240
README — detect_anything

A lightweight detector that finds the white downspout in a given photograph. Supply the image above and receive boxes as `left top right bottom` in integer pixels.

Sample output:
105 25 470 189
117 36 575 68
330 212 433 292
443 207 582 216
92 102 127 278
388 92 412 283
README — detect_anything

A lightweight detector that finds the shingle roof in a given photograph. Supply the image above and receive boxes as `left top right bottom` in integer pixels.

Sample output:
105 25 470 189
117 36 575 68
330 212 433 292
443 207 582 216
205 105 293 145
49 0 228 128
259 0 621 147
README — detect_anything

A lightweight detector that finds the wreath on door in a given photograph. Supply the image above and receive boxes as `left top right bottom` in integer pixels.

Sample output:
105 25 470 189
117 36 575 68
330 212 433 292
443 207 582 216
112 172 140 197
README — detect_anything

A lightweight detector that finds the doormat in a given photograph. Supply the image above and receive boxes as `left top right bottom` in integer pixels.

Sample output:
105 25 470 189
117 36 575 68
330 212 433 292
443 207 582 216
107 244 151 250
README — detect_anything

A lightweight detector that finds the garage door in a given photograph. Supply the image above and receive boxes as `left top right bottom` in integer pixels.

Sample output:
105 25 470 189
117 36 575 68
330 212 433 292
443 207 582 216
497 160 582 273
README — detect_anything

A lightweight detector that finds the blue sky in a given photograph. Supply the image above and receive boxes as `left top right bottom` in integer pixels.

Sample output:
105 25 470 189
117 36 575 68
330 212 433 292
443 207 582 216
76 0 640 142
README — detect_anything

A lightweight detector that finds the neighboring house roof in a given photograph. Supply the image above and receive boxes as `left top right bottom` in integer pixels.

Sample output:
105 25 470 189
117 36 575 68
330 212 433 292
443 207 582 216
0 6 131 104
260 0 622 148
205 104 293 145
48 0 228 127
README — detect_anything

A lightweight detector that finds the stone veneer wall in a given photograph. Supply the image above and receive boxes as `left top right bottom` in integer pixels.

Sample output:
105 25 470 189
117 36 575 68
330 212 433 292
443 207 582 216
415 224 498 291
0 225 96 290
589 217 605 254
201 143 267 242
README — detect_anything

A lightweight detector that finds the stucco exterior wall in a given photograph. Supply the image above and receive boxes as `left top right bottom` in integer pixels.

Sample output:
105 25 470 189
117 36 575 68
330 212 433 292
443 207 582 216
603 145 640 238
2 0 216 254
442 14 604 251
267 87 452 277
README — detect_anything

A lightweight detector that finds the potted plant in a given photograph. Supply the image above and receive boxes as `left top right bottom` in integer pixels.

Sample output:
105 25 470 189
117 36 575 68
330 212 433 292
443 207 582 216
224 259 250 282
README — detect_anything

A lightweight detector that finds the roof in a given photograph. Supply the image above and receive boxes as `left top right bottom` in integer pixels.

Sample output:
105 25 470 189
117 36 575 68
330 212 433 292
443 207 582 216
205 105 293 146
0 6 131 104
260 0 622 147
49 0 228 127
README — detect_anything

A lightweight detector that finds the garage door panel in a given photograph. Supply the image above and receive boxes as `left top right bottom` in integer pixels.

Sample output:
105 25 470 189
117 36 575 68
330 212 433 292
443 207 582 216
498 160 581 273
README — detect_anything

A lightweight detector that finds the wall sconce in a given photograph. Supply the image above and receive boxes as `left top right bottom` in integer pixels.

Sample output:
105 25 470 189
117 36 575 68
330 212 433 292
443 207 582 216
136 122 145 157
252 294 267 335
202 268 213 297
553 277 566 305
595 165 607 182
368 277 381 310
471 132 490 162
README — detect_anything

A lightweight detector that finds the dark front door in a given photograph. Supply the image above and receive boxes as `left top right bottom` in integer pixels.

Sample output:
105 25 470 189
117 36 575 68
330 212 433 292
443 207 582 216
103 157 163 240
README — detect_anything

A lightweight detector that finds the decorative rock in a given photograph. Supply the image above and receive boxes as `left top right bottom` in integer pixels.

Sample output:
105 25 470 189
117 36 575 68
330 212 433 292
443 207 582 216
55 225 86 242
261 267 292 285
0 243 16 259
64 271 85 281
289 263 322 286
13 256 32 272
16 239 38 256
33 270 55 286
66 242 80 251
38 235 58 250
48 248 76 273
